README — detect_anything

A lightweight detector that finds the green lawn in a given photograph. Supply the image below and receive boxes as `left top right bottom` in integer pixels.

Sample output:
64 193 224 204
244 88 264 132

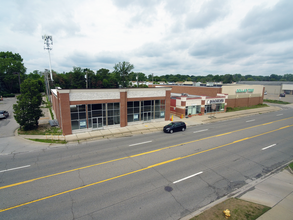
226 104 268 112
263 99 290 104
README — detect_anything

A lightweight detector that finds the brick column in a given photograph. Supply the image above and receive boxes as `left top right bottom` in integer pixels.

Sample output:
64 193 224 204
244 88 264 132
165 90 171 120
201 100 205 114
120 91 127 127
59 93 72 135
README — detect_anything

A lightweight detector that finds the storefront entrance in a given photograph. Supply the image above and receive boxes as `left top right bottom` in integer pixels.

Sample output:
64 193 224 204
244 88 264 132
143 112 152 121
92 117 103 129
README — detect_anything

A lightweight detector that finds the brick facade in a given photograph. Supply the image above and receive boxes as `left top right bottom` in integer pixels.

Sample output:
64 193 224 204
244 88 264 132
51 88 171 136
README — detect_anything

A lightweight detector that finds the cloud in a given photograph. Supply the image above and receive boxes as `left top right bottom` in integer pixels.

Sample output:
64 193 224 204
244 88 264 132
4 0 81 36
185 0 230 29
239 0 293 44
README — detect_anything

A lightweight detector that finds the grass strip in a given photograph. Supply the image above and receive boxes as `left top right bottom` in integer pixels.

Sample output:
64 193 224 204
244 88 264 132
226 104 268 112
263 99 290 104
27 138 67 144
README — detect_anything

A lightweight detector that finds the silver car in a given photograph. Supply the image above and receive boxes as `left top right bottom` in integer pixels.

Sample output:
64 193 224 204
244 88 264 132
0 110 9 119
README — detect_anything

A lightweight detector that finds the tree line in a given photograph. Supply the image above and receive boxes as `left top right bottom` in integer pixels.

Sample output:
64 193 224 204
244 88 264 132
1 51 293 96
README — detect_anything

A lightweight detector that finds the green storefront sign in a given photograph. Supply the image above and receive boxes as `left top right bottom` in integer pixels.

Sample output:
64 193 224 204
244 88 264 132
236 89 254 93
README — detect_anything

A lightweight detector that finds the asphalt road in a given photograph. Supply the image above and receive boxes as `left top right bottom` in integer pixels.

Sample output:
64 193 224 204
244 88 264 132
0 104 293 219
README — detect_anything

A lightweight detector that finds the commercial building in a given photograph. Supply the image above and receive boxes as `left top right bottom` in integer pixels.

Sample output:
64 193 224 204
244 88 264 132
238 81 293 95
150 84 264 116
51 87 171 135
51 83 264 136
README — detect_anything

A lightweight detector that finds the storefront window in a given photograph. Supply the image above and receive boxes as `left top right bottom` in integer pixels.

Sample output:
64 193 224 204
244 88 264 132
128 100 165 122
87 103 120 129
70 104 86 130
205 103 225 113
187 105 201 115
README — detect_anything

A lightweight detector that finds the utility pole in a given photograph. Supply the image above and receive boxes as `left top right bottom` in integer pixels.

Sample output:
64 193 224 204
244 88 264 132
44 69 51 102
42 35 54 81
137 73 139 87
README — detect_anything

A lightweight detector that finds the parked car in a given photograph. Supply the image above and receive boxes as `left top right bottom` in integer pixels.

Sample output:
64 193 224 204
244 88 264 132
163 121 186 134
264 91 267 95
280 93 286 97
0 110 9 119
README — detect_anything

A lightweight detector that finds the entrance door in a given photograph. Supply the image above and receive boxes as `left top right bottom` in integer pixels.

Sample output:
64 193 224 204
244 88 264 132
92 117 103 129
143 112 152 121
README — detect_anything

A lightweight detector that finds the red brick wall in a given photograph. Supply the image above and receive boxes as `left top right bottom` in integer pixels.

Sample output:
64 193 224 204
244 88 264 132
59 93 72 135
165 90 171 120
120 91 127 127
227 97 262 108
150 85 221 96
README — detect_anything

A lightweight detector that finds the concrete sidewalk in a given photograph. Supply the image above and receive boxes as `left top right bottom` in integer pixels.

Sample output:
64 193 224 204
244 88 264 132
241 168 293 220
181 167 293 220
17 105 282 143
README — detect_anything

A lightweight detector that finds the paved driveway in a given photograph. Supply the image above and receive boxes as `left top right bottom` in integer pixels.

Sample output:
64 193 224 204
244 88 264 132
0 97 19 138
264 94 293 103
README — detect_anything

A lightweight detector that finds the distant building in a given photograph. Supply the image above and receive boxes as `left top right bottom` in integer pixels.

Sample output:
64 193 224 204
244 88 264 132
237 81 293 95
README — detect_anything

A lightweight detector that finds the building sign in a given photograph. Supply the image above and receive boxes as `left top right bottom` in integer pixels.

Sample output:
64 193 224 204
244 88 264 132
206 99 224 104
236 89 254 93
80 120 87 128
133 114 139 121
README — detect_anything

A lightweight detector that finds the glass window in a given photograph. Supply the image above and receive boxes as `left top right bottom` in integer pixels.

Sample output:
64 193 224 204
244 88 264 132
127 102 133 107
71 113 78 120
71 121 79 130
92 104 102 110
108 110 114 116
114 103 119 109
70 105 78 112
114 109 120 116
134 101 139 107
79 112 86 119
108 103 114 110
78 105 86 112
108 117 114 125
92 110 102 117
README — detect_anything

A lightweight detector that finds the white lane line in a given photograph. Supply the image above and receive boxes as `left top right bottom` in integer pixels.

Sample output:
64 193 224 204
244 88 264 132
276 114 283 116
194 129 208 133
262 144 276 151
129 140 152 147
246 119 255 123
173 171 203 184
0 165 31 173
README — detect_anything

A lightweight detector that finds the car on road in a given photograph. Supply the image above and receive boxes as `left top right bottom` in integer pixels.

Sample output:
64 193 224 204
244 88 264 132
280 93 286 97
163 121 186 134
0 110 9 119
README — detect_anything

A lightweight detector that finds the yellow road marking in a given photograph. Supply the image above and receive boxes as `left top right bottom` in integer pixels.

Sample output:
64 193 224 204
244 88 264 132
1 124 292 213
0 116 292 192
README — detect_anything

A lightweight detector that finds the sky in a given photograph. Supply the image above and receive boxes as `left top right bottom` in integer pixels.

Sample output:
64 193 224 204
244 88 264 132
1 0 293 77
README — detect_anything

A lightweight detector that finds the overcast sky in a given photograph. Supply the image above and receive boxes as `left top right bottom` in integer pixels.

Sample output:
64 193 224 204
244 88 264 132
1 0 292 76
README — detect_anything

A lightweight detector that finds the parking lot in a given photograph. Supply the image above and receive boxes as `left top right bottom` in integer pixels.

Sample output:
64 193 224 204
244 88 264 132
264 93 293 103
0 97 19 138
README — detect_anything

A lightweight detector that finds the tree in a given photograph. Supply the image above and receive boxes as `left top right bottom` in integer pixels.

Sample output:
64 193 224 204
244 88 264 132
0 51 26 93
13 79 43 130
113 61 134 87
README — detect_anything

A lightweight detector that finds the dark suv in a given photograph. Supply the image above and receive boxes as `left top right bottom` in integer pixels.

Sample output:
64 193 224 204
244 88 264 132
163 121 186 134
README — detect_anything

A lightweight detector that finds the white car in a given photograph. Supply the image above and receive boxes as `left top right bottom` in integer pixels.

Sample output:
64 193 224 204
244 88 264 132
0 110 9 119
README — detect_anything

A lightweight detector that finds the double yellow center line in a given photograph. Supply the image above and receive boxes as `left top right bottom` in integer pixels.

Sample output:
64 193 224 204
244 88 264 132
0 117 292 213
